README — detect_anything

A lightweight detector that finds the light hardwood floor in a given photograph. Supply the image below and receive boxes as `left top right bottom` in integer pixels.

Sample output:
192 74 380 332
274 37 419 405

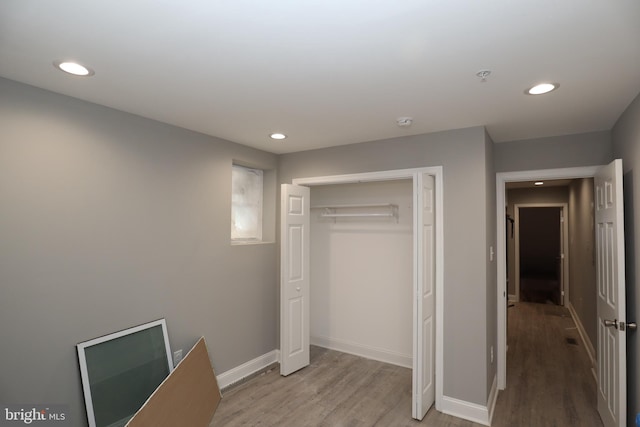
210 302 602 426
492 302 602 427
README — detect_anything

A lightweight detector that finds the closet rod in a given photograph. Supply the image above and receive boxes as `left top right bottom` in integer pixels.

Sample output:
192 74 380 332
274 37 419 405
320 212 396 218
311 203 395 209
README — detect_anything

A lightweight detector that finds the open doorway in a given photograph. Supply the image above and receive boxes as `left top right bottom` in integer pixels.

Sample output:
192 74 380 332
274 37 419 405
507 205 568 305
517 206 564 305
496 162 629 426
504 181 571 307
504 179 595 357
498 174 600 424
496 165 600 389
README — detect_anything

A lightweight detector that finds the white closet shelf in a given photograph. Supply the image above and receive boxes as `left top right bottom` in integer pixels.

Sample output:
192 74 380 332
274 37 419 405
311 203 396 209
320 212 396 218
311 203 398 221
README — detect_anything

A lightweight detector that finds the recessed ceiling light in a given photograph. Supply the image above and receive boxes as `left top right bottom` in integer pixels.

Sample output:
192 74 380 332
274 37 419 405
526 83 558 95
54 60 95 77
270 133 287 140
534 181 544 186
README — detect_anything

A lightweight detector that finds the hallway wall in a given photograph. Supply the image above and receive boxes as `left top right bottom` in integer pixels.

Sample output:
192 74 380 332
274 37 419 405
567 178 597 354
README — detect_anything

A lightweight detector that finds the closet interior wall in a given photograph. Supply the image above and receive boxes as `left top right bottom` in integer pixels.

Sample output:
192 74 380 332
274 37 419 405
309 179 413 368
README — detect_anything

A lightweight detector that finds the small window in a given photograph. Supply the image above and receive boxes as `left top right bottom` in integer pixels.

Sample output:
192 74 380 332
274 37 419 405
231 165 263 241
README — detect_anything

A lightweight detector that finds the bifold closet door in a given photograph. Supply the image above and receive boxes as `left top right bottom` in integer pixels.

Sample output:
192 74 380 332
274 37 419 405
413 173 435 420
280 184 310 376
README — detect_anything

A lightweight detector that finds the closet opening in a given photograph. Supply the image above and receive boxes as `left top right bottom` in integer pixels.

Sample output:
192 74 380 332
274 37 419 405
281 166 443 421
309 180 414 368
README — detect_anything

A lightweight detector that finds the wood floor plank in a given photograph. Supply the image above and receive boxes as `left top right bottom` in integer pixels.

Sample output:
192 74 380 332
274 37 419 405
211 302 602 426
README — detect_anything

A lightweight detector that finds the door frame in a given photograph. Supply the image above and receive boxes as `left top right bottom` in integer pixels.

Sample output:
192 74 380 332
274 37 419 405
513 203 569 305
292 166 445 413
496 165 600 389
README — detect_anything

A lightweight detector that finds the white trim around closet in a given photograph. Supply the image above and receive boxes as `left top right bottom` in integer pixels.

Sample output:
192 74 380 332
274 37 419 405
293 166 445 413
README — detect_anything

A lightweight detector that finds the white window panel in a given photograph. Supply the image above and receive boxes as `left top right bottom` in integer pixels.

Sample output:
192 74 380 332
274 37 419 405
231 165 263 241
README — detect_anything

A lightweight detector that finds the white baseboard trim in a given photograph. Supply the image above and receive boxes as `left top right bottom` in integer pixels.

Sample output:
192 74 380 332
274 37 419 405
216 349 280 390
486 374 498 425
567 302 596 367
440 394 491 426
508 294 517 303
311 335 412 369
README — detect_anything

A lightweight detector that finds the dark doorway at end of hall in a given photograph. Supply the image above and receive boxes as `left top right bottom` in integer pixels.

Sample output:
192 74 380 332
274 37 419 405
519 206 563 305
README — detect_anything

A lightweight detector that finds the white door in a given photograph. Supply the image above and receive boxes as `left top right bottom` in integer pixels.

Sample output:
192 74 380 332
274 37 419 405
559 208 566 306
280 184 310 376
413 173 435 419
595 159 626 427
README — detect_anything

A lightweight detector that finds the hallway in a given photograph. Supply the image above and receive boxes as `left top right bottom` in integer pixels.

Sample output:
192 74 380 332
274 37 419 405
492 302 602 426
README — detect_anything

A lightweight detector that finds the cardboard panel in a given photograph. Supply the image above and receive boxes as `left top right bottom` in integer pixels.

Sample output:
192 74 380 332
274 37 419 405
126 337 221 427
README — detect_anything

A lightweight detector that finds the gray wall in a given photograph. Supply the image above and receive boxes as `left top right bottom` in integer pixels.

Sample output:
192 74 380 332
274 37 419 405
494 131 612 173
484 130 498 398
611 90 640 425
0 78 279 426
279 126 495 406
567 178 597 351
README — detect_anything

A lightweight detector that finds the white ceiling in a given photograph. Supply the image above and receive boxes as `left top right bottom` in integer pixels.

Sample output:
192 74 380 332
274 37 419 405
1 1 640 154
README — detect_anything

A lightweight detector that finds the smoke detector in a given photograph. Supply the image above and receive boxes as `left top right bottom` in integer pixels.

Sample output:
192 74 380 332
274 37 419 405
476 70 491 82
396 117 413 127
